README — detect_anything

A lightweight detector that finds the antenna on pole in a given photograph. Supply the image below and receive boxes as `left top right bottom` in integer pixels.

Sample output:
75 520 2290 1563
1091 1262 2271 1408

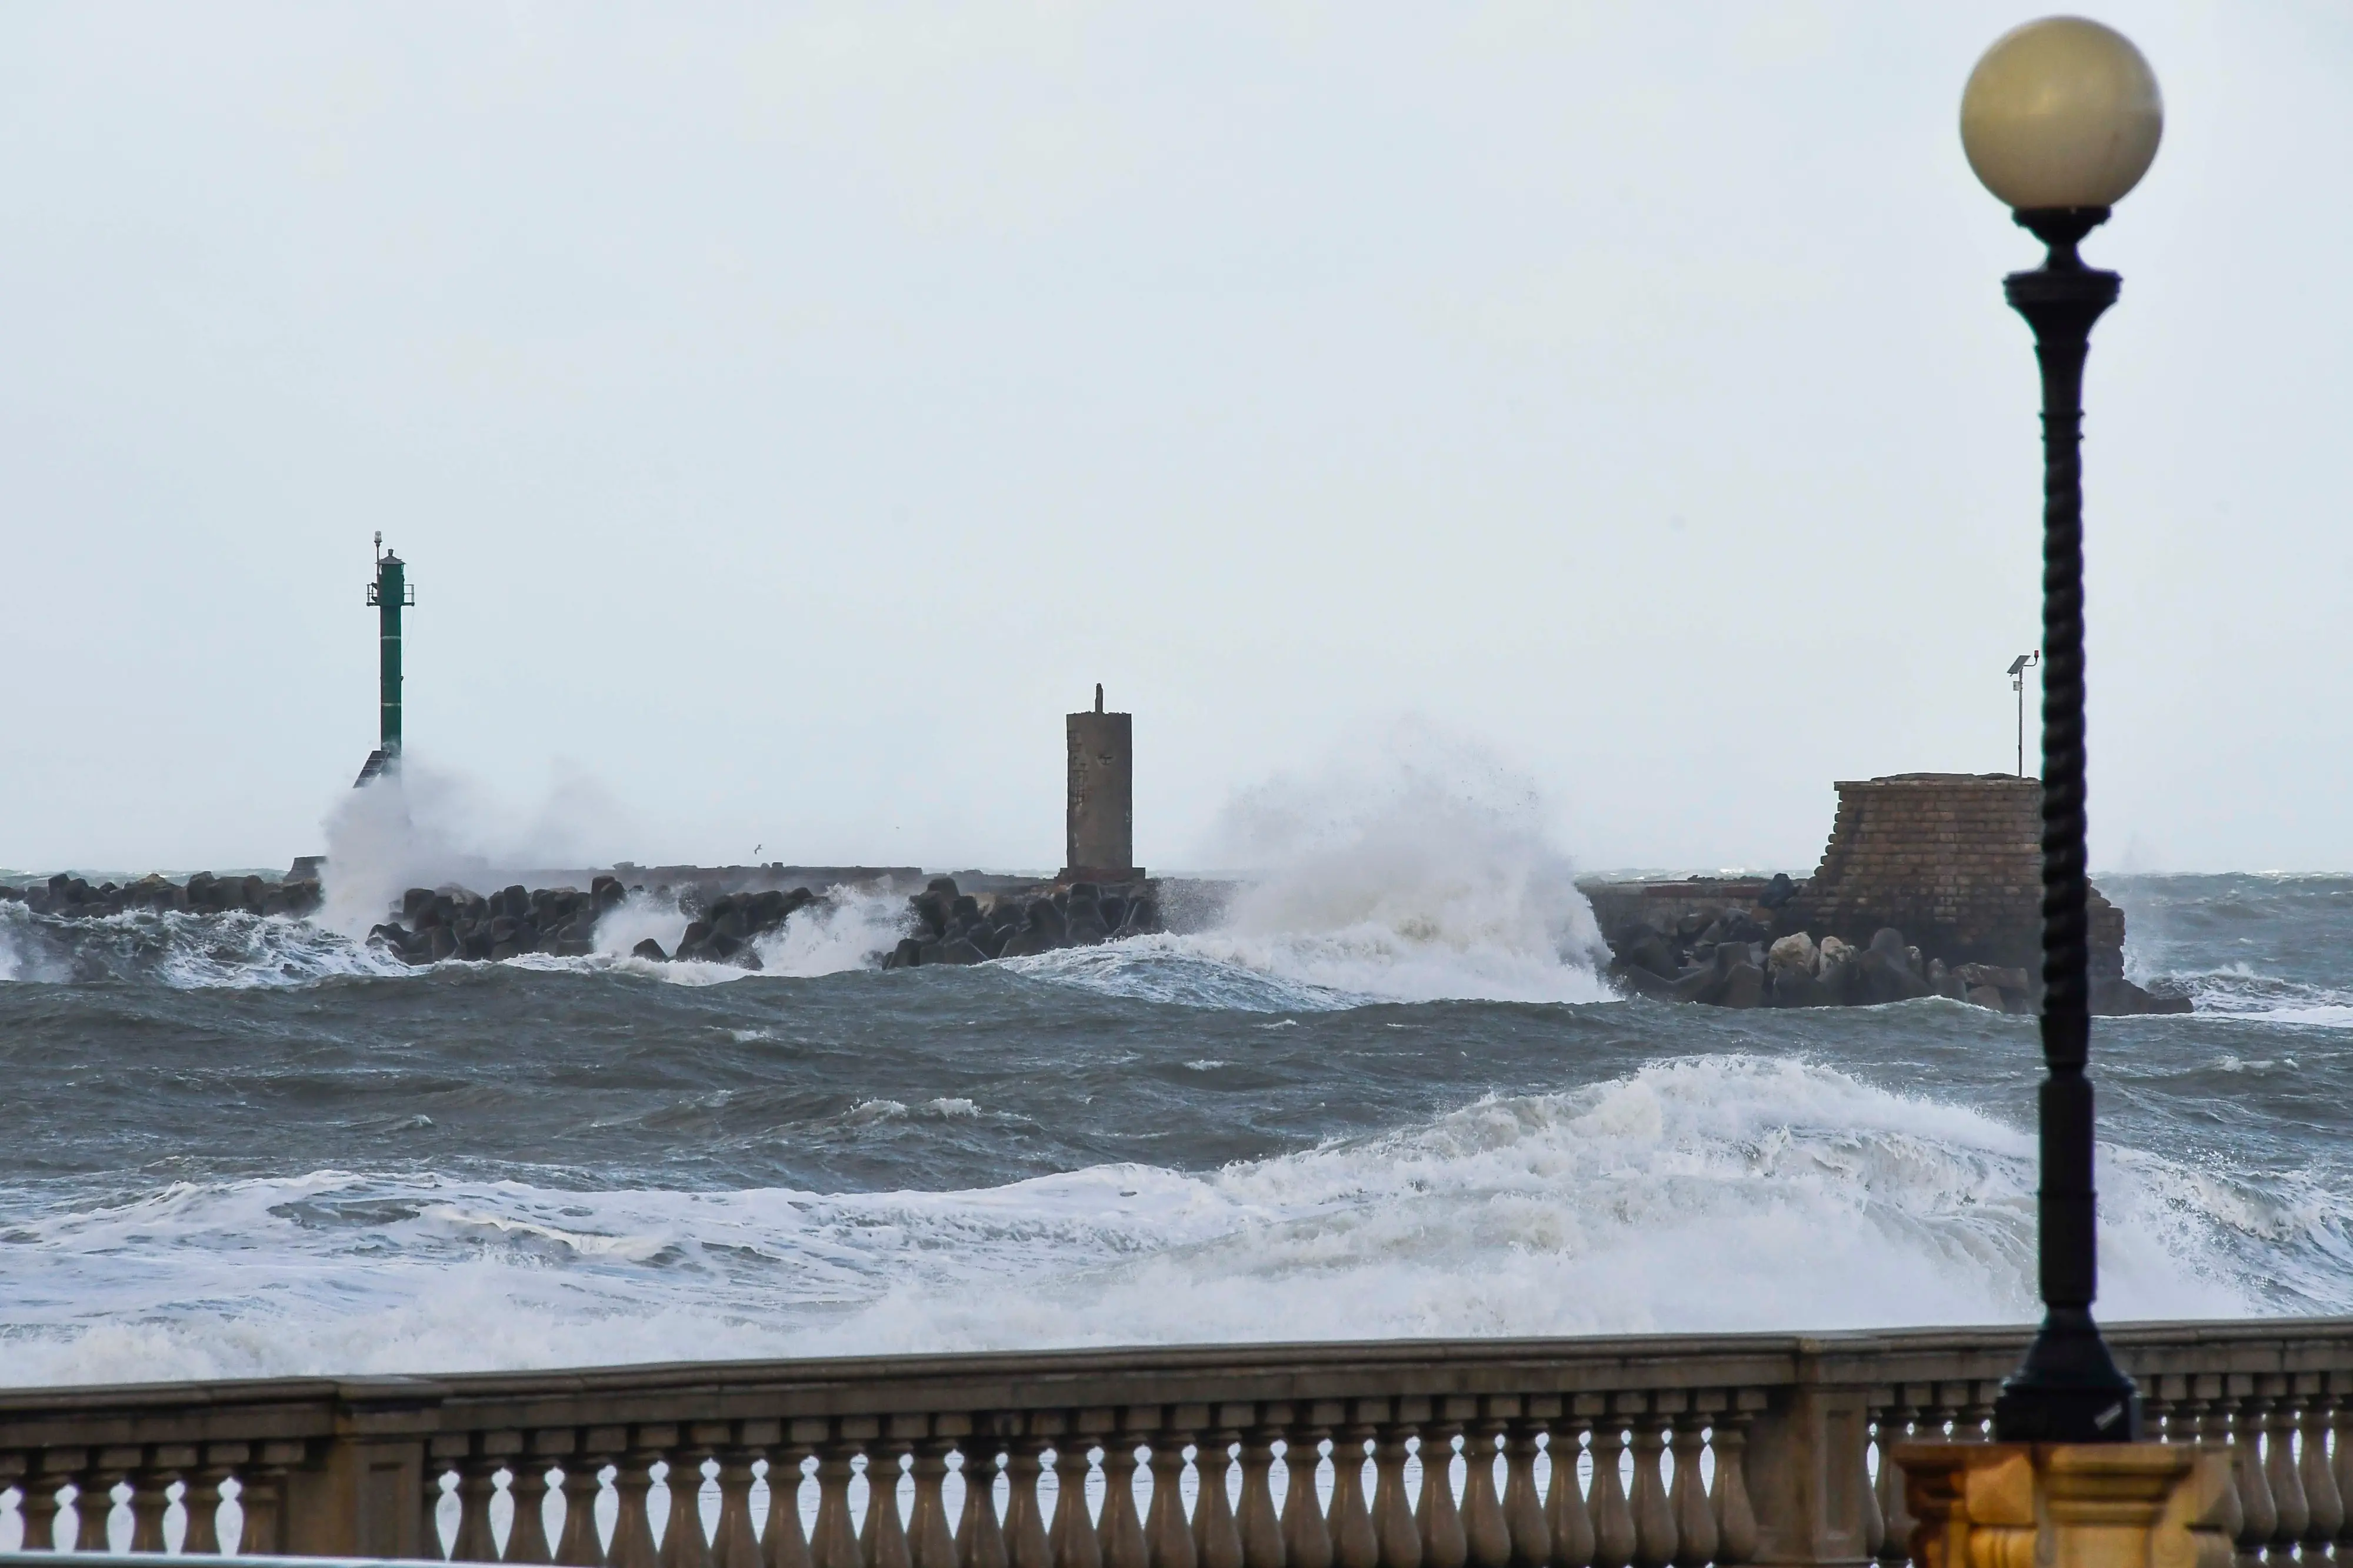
2008 650 2041 778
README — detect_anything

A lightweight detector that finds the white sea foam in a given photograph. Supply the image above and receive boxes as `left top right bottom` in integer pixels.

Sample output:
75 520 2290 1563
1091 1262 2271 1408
0 901 410 989
2171 966 2353 1030
752 885 912 977
0 1055 2318 1387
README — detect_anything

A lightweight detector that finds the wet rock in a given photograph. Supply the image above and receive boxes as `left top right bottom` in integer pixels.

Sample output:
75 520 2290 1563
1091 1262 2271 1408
1620 930 1681 982
1713 959 1767 1008
884 936 924 970
1064 885 1112 945
1767 932 1817 979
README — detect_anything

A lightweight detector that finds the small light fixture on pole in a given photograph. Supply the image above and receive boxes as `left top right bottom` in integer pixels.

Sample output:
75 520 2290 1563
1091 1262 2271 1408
2008 651 2040 778
1961 15 2162 1444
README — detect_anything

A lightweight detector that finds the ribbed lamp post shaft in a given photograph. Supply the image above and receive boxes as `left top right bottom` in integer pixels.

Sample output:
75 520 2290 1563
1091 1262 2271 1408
1991 209 2139 1444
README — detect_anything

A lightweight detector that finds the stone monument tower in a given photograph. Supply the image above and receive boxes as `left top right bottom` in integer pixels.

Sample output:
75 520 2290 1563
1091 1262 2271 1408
1062 683 1142 882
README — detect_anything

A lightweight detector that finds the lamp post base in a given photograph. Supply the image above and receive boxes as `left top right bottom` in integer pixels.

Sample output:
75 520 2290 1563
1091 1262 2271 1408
1992 1307 2141 1442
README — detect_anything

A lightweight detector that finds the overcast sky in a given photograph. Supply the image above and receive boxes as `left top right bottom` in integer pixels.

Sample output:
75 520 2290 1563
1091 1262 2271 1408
3 2 2347 877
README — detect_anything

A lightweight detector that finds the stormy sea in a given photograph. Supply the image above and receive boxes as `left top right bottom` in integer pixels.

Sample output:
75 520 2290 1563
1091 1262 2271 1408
2 845 2349 1391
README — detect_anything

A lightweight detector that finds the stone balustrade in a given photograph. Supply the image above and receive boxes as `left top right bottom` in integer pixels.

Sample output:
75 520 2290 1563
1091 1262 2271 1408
2 1321 2349 1568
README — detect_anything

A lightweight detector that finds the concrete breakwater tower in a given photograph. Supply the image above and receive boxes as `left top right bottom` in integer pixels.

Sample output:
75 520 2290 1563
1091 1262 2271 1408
1061 684 1142 883
353 535 413 788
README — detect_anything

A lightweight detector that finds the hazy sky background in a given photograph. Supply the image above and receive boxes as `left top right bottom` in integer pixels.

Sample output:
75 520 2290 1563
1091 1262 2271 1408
4 2 2347 876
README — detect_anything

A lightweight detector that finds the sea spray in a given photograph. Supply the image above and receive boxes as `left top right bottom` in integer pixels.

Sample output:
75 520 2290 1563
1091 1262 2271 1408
1009 730 1610 1007
318 757 632 939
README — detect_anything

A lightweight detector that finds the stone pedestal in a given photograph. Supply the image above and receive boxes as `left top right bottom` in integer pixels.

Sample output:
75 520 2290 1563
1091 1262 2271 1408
1895 1443 2232 1568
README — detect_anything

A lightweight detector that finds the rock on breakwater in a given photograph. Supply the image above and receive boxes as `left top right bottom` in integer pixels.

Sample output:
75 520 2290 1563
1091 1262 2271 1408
882 875 1161 967
3 868 323 919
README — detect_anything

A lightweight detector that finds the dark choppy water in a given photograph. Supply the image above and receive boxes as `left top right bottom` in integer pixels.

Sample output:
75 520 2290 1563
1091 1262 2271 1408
2 872 2349 1388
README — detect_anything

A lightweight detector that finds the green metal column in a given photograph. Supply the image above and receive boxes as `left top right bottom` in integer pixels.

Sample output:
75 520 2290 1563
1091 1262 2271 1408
376 552 404 757
364 536 413 778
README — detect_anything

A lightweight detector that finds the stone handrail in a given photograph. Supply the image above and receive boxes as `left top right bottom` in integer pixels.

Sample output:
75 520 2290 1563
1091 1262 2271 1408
2 1321 2348 1568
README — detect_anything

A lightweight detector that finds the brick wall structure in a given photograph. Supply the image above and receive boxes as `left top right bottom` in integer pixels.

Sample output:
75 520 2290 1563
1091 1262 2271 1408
1781 773 2126 976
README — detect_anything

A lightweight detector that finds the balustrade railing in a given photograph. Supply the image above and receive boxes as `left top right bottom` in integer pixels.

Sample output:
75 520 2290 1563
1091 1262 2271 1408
3 1320 2350 1567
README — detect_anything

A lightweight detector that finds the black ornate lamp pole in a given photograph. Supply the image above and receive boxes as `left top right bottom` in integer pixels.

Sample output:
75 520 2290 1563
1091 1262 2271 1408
1958 16 2165 1444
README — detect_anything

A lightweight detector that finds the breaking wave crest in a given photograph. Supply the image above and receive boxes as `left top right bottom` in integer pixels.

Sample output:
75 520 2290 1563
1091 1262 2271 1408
0 900 410 989
0 1055 2321 1386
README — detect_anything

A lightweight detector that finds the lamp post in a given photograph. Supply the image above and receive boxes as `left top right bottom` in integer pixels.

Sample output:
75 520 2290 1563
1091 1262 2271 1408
1961 16 2162 1444
2008 651 2039 778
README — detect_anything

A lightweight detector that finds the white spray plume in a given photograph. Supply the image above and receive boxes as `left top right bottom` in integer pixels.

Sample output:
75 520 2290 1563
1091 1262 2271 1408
1125 720 1612 1005
317 756 635 935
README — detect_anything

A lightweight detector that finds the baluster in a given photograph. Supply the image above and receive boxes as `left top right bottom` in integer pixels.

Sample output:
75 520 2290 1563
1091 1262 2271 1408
1666 1415 1714 1568
73 1460 119 1554
1712 1406 1758 1568
1876 1403 1915 1568
1370 1421 1421 1568
1000 1436 1052 1568
1499 1419 1549 1568
2147 1383 2180 1448
869 1443 916 1568
958 1443 1008 1568
76 1459 124 1554
182 1462 234 1556
1054 1436 1104 1568
1547 1420 1597 1568
2303 1396 2342 1566
709 1449 759 1568
611 1447 666 1568
909 1440 959 1568
1417 1421 1467 1568
1197 1427 1245 1568
2332 1387 2353 1563
1101 1435 1151 1568
1146 1430 1199 1568
2271 1390 2312 1562
668 1449 719 1568
1961 1384 1999 1444
1589 1418 1635 1568
1278 1428 1332 1568
452 1453 506 1563
1327 1426 1378 1568
1237 1424 1286 1568
1625 1410 1674 1568
511 1460 558 1567
558 1453 613 1568
1855 1413 1885 1567
2268 1384 2306 1553
1458 1419 1509 1568
767 1442 819 1568
856 1444 904 1568
20 1466 64 1554
2239 1392 2279 1568
809 1437 866 1568
2187 1395 2246 1568
128 1454 176 1554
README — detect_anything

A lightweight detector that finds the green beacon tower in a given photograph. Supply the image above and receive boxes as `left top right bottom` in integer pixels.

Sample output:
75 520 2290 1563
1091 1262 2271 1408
354 533 414 788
